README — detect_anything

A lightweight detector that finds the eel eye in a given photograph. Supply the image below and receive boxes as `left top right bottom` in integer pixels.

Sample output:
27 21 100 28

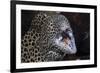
61 30 71 41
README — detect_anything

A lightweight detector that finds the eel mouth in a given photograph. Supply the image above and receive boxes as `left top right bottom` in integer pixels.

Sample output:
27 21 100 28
53 29 77 55
63 37 70 47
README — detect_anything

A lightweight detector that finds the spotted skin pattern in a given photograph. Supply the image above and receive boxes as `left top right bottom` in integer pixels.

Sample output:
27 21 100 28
21 12 77 63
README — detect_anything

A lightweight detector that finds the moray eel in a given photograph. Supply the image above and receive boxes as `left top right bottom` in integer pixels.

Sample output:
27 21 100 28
21 11 77 62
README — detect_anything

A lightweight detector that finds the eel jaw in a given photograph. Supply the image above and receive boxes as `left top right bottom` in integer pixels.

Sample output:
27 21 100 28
54 33 77 55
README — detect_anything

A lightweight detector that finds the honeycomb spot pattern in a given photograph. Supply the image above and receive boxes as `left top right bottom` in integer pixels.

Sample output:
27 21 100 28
21 11 77 63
